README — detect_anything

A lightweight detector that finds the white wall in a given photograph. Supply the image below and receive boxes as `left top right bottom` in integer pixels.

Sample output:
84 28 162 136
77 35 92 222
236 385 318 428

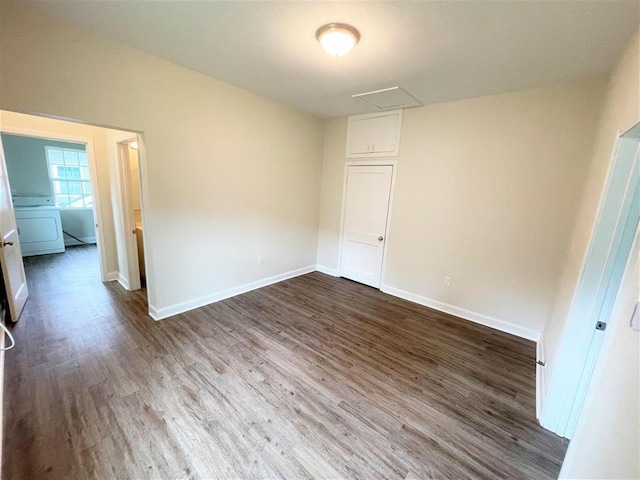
318 81 604 338
543 31 640 390
0 4 324 316
559 229 640 479
0 111 121 275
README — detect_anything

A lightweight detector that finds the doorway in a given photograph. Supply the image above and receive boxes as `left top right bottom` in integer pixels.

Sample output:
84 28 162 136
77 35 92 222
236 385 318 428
339 163 395 288
0 130 108 285
114 138 145 291
541 122 640 438
0 110 151 323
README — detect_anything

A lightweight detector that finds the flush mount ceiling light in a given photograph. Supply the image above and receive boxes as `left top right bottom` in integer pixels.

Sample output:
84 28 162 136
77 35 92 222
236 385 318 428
316 23 360 57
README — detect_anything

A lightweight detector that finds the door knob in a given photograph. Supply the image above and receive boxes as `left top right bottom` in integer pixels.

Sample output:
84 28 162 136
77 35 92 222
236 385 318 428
2 241 13 247
378 236 384 242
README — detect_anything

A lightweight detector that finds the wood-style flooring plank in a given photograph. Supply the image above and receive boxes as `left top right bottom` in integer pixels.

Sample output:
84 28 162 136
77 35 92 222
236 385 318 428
3 245 567 479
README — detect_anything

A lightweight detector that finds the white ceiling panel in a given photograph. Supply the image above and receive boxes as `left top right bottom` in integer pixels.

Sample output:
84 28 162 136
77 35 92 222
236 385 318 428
15 1 640 118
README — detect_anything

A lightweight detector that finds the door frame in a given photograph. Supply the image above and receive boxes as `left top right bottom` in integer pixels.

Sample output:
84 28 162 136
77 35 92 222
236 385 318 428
113 134 142 291
541 123 640 438
337 160 398 288
0 126 109 282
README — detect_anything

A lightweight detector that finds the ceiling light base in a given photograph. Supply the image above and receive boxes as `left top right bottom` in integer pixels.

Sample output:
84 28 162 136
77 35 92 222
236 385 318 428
316 23 360 57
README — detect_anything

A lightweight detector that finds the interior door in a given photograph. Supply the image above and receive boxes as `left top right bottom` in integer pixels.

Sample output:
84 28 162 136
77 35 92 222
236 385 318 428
0 139 28 321
340 165 393 288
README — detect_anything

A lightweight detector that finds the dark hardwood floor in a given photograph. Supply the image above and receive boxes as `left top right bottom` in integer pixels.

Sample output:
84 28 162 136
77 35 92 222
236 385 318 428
3 245 566 479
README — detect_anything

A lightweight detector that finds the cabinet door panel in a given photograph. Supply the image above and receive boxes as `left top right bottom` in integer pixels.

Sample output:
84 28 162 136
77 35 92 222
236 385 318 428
346 117 373 154
346 110 402 158
367 115 399 153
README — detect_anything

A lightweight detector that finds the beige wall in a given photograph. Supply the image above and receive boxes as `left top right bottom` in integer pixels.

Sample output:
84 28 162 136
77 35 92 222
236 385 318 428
559 231 640 479
0 4 324 314
318 82 604 335
0 110 121 276
543 31 640 389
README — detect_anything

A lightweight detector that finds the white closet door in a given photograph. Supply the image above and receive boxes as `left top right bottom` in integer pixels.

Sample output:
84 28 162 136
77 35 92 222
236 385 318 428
340 165 393 288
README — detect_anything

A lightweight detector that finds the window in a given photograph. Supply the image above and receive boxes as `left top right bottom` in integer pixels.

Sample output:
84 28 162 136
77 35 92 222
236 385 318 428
45 146 92 208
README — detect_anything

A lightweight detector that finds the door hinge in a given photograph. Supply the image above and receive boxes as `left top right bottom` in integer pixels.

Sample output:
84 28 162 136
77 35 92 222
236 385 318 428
595 321 607 331
536 360 545 367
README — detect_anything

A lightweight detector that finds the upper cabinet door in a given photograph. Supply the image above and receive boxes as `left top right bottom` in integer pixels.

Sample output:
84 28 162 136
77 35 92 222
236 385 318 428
346 110 403 158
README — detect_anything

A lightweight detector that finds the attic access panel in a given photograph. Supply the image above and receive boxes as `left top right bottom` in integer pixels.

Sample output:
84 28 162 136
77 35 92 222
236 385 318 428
352 86 423 110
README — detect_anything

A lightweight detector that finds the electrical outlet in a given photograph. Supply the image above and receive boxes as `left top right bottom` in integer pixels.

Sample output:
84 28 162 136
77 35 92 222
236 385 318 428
444 276 452 287
258 256 264 265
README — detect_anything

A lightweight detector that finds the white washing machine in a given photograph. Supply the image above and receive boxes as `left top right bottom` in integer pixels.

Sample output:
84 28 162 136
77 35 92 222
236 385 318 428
13 196 65 257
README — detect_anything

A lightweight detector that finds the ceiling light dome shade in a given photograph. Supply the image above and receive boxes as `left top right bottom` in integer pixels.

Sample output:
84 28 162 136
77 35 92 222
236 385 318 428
316 23 360 57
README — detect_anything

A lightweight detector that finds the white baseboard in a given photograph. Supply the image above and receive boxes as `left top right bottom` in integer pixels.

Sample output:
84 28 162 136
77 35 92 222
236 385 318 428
148 303 160 320
105 271 119 282
117 273 130 291
536 337 545 421
381 285 542 342
316 265 340 277
149 265 317 321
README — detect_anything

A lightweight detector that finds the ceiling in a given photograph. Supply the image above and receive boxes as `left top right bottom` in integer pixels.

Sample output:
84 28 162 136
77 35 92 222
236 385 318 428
20 1 640 118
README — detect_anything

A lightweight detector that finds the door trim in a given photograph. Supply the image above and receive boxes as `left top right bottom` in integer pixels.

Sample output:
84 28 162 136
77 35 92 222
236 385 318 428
337 160 398 288
0 125 109 282
541 125 640 438
117 134 142 291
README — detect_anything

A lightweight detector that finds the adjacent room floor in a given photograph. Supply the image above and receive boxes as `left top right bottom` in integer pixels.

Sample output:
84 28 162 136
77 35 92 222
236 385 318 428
3 245 567 479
